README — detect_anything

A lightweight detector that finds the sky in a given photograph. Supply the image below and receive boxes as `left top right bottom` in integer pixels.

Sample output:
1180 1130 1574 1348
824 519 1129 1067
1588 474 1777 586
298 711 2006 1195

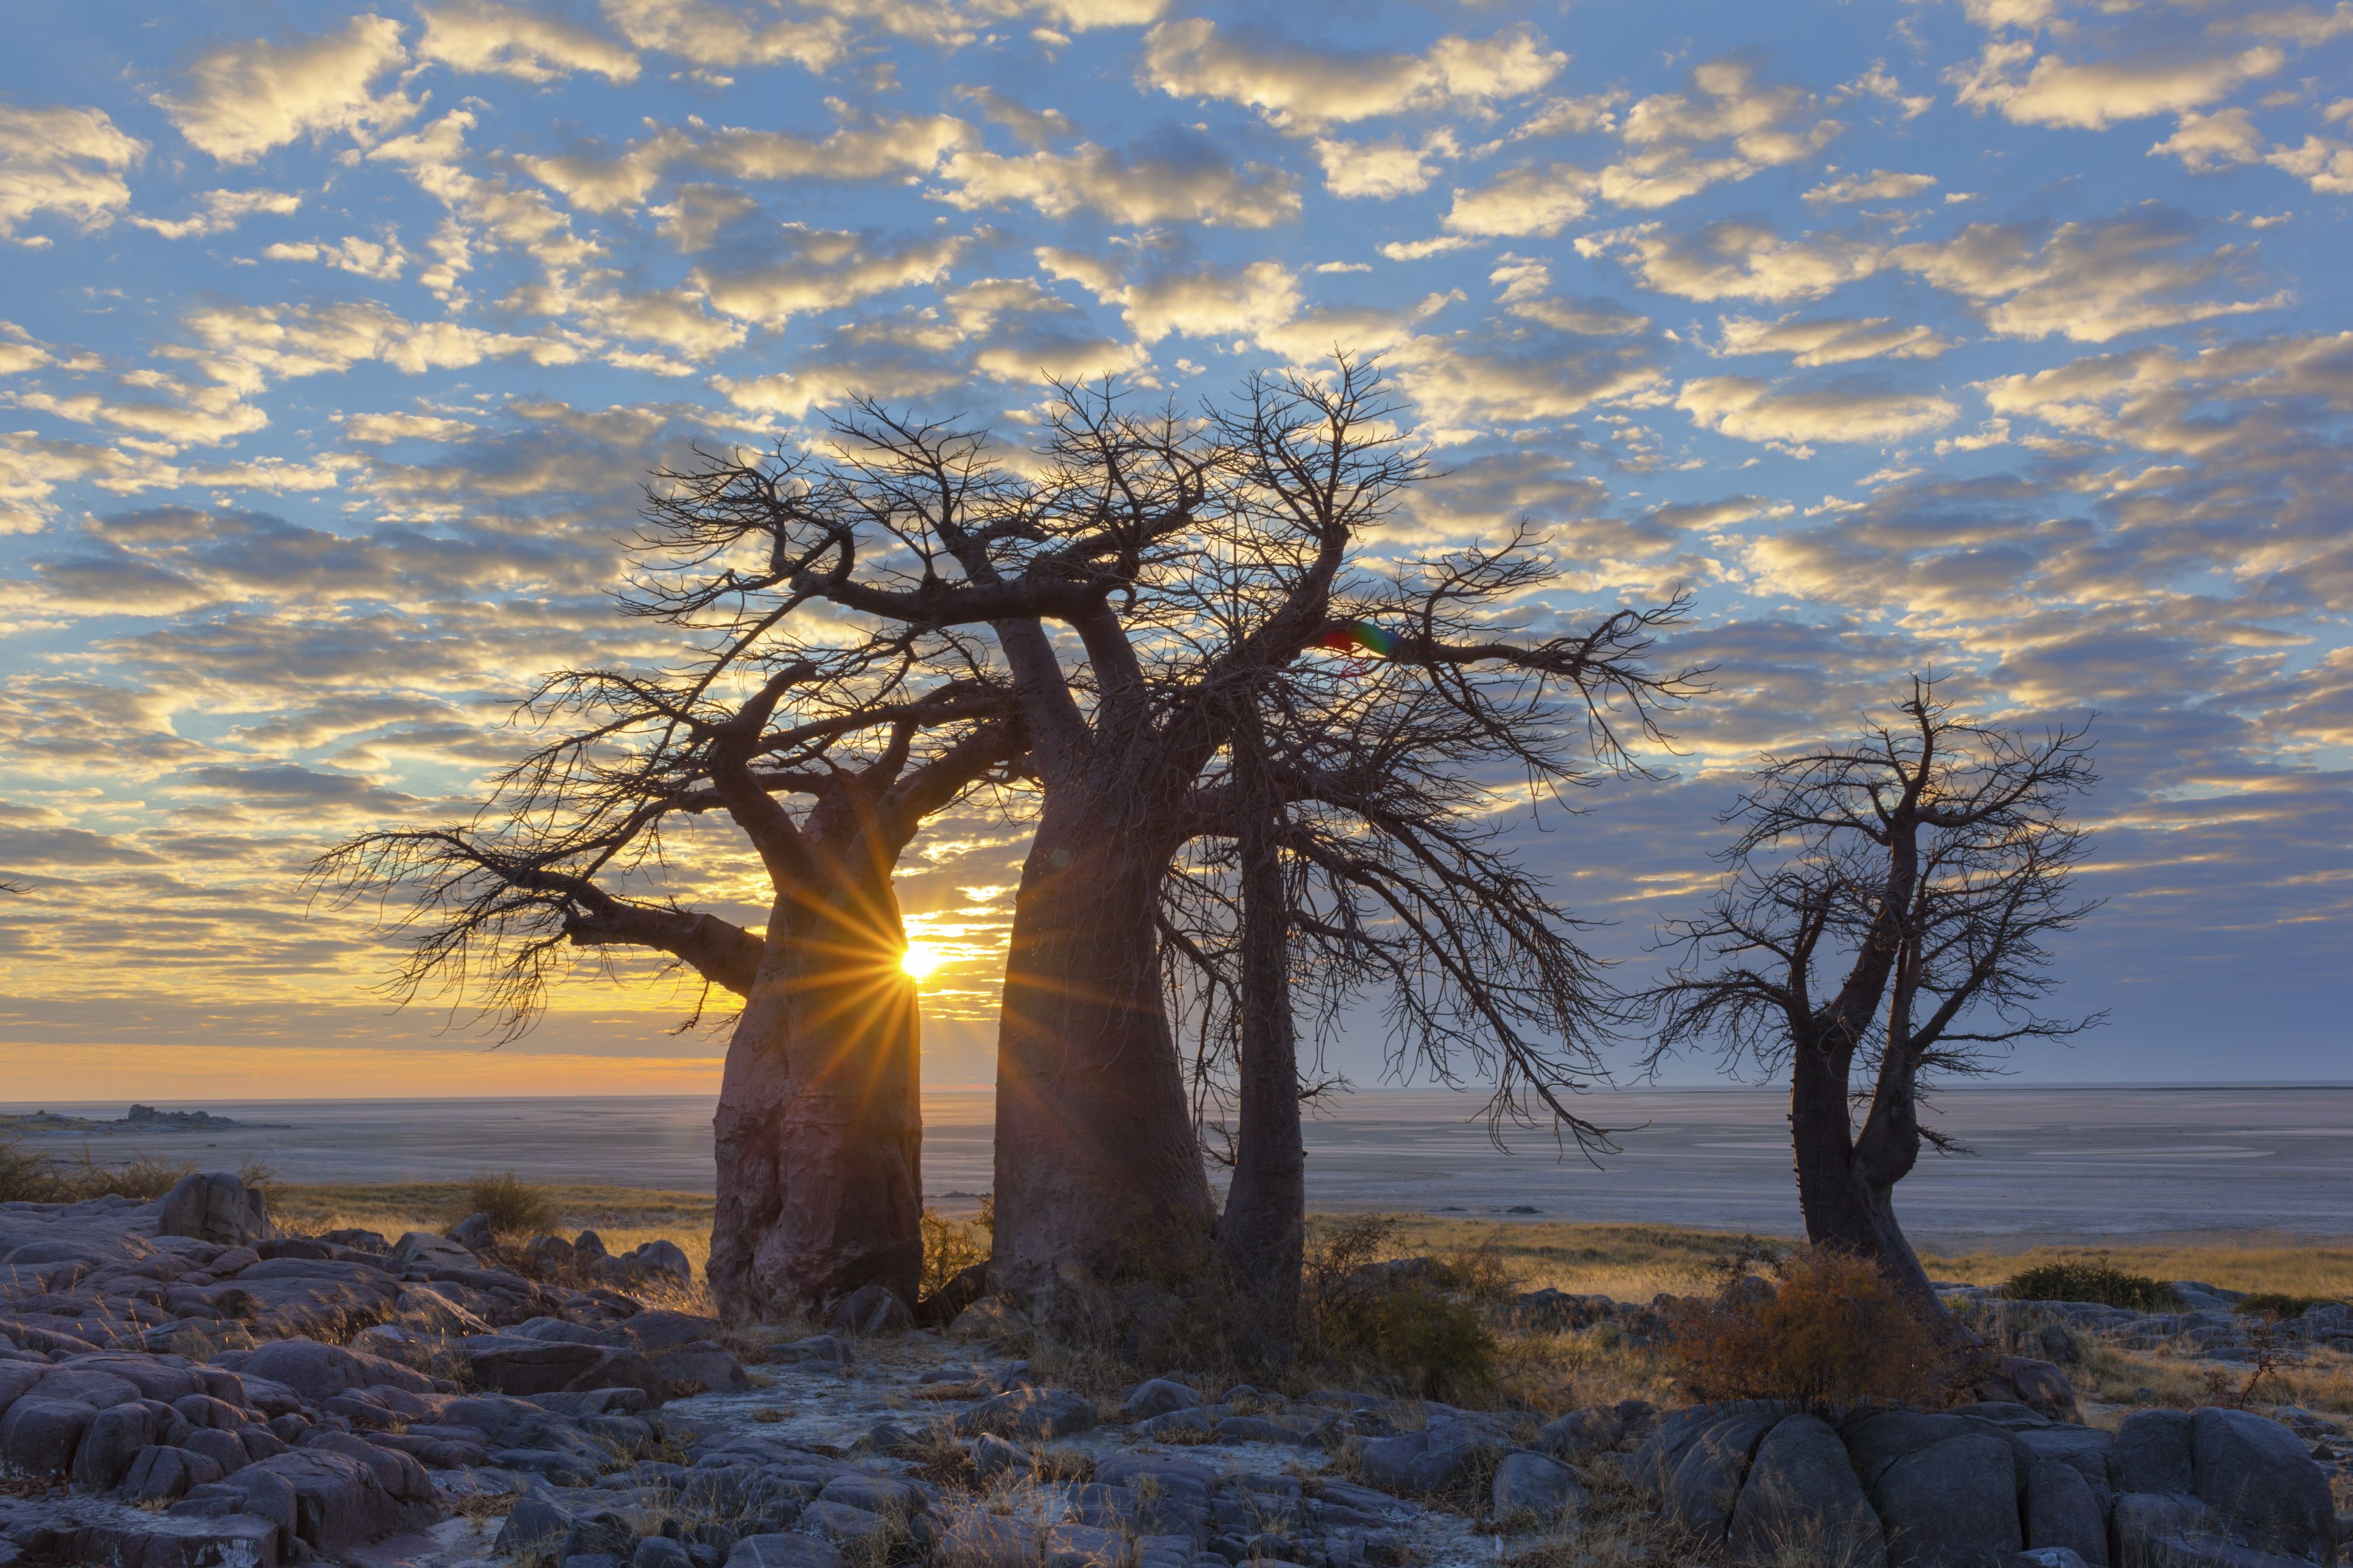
1 0 2349 1103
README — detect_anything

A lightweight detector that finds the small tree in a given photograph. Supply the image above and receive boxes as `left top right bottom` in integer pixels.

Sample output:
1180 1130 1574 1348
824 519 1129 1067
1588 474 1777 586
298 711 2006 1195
1646 681 2100 1307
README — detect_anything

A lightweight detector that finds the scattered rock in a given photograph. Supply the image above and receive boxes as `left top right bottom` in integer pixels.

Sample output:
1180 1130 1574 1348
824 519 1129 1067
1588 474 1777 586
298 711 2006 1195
1869 1432 2024 1568
387 1230 477 1272
953 1386 1097 1440
1122 1377 1203 1420
729 1536 848 1568
949 1295 1033 1343
447 1212 496 1251
832 1282 914 1337
1492 1452 1583 1524
1358 1430 1487 1494
155 1172 277 1247
1728 1413 1885 1568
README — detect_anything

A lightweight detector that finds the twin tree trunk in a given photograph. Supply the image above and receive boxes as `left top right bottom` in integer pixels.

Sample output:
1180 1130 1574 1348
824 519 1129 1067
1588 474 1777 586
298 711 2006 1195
707 849 923 1321
989 805 1216 1293
1219 769 1306 1354
1788 1045 1939 1309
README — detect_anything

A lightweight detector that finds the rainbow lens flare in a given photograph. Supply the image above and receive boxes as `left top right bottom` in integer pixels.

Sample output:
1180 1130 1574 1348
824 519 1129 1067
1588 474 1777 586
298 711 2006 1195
1314 621 1399 658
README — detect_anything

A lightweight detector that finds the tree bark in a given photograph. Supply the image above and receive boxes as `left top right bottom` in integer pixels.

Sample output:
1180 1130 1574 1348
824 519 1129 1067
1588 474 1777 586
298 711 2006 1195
1219 775 1304 1356
991 805 1215 1292
708 850 923 1320
1787 1038 1939 1311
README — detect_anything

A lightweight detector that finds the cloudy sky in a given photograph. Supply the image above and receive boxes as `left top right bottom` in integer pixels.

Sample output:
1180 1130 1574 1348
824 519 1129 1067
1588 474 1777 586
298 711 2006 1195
2 0 2348 1103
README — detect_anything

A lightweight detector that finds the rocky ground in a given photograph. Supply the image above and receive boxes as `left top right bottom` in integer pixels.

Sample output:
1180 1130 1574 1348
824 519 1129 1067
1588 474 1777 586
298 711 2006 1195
3 1175 2348 1568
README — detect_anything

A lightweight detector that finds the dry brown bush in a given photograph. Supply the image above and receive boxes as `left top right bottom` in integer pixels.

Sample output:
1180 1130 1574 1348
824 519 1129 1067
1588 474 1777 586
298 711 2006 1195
1667 1248 1962 1412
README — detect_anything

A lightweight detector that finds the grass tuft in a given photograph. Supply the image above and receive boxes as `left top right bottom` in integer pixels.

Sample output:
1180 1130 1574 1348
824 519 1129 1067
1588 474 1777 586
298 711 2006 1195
454 1169 561 1237
1998 1261 2181 1311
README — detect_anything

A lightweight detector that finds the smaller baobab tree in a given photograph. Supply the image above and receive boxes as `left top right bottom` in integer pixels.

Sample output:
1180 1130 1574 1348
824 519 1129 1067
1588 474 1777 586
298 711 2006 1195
310 512 1025 1321
1644 681 2100 1309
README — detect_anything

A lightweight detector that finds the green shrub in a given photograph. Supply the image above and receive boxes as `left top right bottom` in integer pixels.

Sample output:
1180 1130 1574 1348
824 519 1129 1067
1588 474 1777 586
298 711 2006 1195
0 1139 61 1203
920 1203 991 1299
0 1143 195 1203
1305 1215 1497 1400
1998 1261 2181 1311
2234 1292 2329 1318
455 1170 559 1237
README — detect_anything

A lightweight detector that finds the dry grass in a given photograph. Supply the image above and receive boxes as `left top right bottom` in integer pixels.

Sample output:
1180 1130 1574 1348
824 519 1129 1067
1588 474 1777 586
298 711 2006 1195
1917 1237 2353 1300
1668 1250 1963 1410
1343 1217 1747 1304
265 1180 716 1278
1348 1216 2353 1303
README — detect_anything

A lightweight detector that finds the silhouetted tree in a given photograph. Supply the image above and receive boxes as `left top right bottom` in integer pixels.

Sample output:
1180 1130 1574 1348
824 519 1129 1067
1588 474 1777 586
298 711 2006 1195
1160 534 1699 1353
1645 682 2100 1307
628 358 1702 1289
312 572 1023 1318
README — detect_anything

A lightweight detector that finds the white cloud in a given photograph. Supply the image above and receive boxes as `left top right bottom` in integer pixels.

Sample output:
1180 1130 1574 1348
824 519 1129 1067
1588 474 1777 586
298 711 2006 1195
418 1 640 82
694 228 964 324
520 114 971 212
701 115 970 181
366 110 601 285
1951 40 2285 130
1389 336 1660 435
598 0 844 71
1960 0 2061 27
178 298 572 388
1379 236 1479 261
262 234 410 281
1488 259 1647 335
1717 314 1952 366
340 410 483 443
2148 108 2267 172
1141 20 1562 131
1804 169 1937 206
131 188 303 241
934 139 1299 227
156 14 416 163
0 103 146 240
9 379 271 449
997 0 1169 27
1311 131 1456 198
1442 163 1597 236
516 128 698 212
1579 219 1883 303
1889 210 2290 342
1040 253 1299 344
2267 133 2353 193
1600 58 1843 209
1677 375 1958 445
0 432 150 534
649 183 759 251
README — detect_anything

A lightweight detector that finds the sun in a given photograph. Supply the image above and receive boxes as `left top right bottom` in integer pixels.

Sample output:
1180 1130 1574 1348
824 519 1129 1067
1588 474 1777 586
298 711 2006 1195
900 940 945 981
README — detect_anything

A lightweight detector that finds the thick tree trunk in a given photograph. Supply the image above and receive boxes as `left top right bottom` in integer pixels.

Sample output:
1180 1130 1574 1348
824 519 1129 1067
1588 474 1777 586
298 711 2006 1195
708 855 923 1321
1787 1045 1939 1311
1220 803 1305 1357
991 807 1214 1292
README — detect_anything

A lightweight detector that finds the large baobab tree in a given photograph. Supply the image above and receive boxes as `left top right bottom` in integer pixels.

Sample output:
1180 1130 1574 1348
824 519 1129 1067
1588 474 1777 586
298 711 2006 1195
1645 682 2100 1306
314 598 1023 1317
641 357 1700 1290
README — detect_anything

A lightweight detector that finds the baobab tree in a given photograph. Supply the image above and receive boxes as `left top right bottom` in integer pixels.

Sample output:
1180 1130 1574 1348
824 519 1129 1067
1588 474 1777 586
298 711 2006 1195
312 596 1023 1318
1160 541 1698 1354
639 357 1702 1290
1644 682 2100 1307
